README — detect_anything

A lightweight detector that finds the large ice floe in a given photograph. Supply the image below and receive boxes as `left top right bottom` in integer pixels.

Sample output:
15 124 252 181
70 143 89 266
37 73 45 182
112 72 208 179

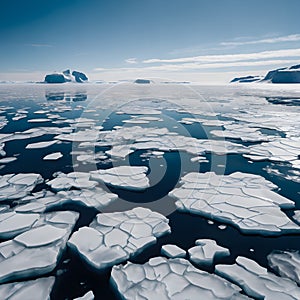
169 171 299 235
0 276 55 300
0 211 79 283
90 166 149 190
267 250 300 285
188 239 230 266
215 256 300 299
110 256 250 299
0 173 43 201
68 207 170 270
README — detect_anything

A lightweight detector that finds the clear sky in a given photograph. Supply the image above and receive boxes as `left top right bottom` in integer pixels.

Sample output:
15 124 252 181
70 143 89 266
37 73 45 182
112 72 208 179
1 0 300 83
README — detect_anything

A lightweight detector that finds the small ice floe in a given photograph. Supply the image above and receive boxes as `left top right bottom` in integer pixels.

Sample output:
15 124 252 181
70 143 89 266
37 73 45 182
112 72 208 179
74 290 94 300
27 118 51 123
0 211 79 284
43 152 63 160
47 172 98 191
12 114 27 121
0 157 17 163
105 145 134 159
110 257 250 300
215 256 300 299
68 207 170 270
161 244 186 258
211 123 274 142
267 250 300 285
180 117 233 127
0 173 43 201
0 276 55 300
90 166 149 190
292 210 300 223
188 239 230 266
169 172 299 235
190 156 208 163
55 129 102 142
25 140 57 149
76 152 108 163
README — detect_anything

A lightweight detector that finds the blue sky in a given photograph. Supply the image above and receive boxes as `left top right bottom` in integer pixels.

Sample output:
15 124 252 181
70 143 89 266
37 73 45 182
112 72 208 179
1 0 300 83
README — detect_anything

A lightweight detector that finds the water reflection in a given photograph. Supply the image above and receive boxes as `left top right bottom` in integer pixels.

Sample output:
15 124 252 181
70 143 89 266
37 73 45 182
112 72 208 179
45 91 87 102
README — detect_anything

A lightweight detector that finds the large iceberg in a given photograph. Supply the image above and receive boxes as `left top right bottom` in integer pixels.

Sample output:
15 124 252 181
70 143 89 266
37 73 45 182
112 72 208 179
110 257 250 299
68 207 170 270
44 69 88 83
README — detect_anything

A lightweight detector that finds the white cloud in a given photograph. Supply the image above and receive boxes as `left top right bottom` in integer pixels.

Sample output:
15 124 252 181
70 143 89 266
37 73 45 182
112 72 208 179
143 48 300 64
26 43 53 48
125 58 138 64
220 34 300 46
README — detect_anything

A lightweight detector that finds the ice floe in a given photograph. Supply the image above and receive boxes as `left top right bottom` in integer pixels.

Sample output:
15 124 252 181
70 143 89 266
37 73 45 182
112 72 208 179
267 250 300 285
161 244 186 258
90 166 149 190
26 140 57 149
43 152 63 160
68 207 170 270
0 211 79 283
0 276 55 300
0 173 43 201
111 257 250 299
188 239 230 266
74 290 95 300
169 172 299 235
215 256 300 299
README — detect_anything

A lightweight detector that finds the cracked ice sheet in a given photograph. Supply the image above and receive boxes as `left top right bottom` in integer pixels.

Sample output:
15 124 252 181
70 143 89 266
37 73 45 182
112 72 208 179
90 166 149 190
0 211 79 284
110 257 250 300
83 126 248 157
267 250 300 285
68 207 170 270
0 276 55 300
0 173 43 201
188 239 230 266
169 172 299 235
15 187 118 213
246 137 300 163
215 256 300 300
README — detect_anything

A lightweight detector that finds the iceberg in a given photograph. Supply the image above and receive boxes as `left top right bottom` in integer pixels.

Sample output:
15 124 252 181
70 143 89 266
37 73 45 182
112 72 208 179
44 69 88 83
68 207 170 270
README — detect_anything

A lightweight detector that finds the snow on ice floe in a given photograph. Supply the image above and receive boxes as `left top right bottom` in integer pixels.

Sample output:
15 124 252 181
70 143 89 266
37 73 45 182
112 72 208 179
0 276 55 300
15 187 118 213
215 256 300 300
0 157 17 163
267 250 300 285
74 291 95 300
188 239 230 266
43 152 63 160
68 207 170 270
169 172 299 235
90 166 149 190
0 211 79 283
161 244 186 258
110 257 250 300
0 173 43 201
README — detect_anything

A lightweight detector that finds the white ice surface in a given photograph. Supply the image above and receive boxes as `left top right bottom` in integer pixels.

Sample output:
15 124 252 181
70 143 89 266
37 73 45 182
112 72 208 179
170 171 299 235
111 257 250 300
68 207 170 270
0 276 55 300
0 211 79 283
216 256 300 300
43 152 63 160
74 290 95 300
188 239 230 266
161 244 186 258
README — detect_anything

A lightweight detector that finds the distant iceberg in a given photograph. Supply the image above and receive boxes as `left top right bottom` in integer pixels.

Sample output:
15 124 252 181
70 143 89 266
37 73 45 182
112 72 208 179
231 64 300 83
44 69 88 83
